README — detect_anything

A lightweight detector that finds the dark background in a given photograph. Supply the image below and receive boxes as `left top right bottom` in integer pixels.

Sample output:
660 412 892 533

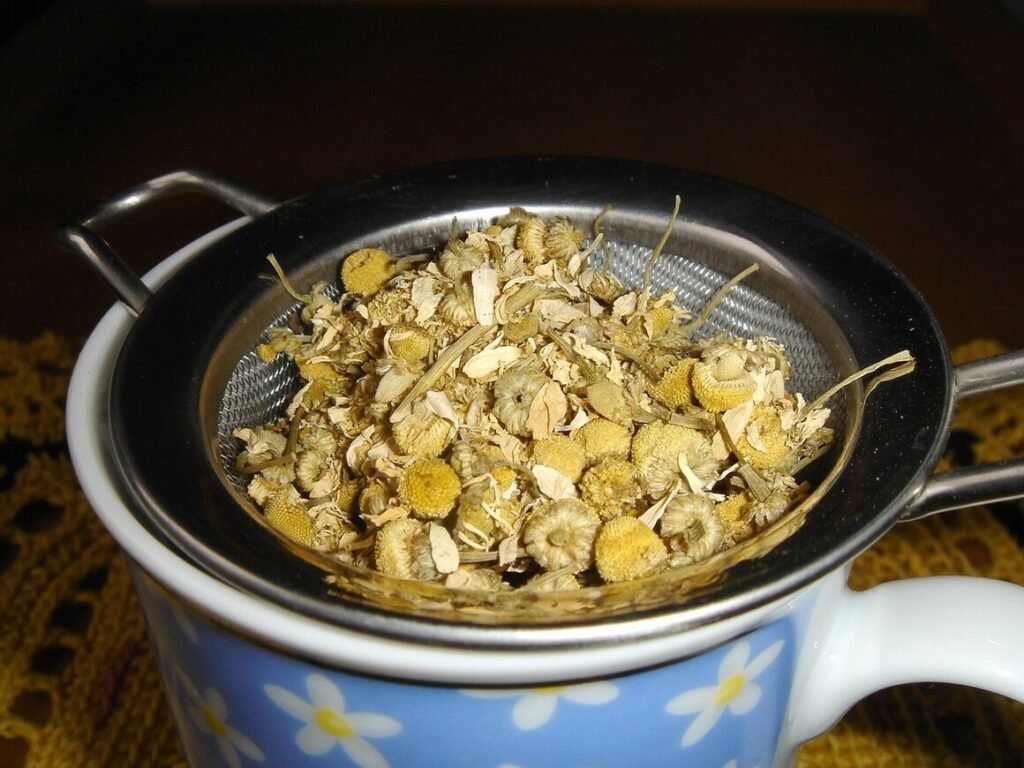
1 0 1022 352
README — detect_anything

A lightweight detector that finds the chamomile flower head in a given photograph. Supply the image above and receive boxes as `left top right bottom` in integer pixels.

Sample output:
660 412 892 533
387 323 433 363
503 312 540 343
493 364 549 437
438 239 486 279
576 418 632 464
649 358 697 409
734 404 790 470
532 435 587 483
341 247 393 295
716 492 755 543
692 347 757 412
264 495 314 546
523 499 601 573
398 458 461 519
660 494 725 564
594 516 668 583
374 517 422 578
580 458 642 520
392 400 455 458
543 216 585 263
516 216 548 262
358 481 392 518
578 268 624 304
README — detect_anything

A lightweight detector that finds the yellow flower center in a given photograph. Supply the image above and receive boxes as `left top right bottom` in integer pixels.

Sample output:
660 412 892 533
715 673 746 705
314 707 354 739
200 705 228 736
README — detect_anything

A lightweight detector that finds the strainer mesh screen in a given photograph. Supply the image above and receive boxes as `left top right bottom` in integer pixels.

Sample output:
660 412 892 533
217 238 840 492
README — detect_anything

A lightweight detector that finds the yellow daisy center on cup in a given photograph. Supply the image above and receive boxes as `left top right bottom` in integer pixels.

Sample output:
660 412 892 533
201 705 228 736
314 707 355 739
714 673 746 705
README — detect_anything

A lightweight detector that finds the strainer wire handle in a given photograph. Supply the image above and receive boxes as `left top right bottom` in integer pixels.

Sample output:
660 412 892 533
904 348 1024 520
55 169 278 315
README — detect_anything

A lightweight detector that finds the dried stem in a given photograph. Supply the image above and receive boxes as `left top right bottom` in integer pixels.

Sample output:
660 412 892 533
679 263 759 338
641 194 682 300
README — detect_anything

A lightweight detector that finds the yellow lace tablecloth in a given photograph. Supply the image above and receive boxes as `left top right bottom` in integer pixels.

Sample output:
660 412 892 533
1 334 1022 767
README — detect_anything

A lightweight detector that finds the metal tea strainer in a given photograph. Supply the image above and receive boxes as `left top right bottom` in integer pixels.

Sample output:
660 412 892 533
58 156 1024 648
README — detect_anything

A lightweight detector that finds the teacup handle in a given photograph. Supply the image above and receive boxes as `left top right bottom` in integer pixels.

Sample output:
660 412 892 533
782 575 1024 761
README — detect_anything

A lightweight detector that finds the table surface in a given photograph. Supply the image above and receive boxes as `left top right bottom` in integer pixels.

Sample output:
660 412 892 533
2 1 1023 349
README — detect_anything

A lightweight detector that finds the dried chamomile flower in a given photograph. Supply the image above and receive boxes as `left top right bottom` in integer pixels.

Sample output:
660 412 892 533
643 305 677 339
734 404 790 470
578 268 624 304
660 494 725 564
716 492 755 543
489 464 519 493
648 358 697 409
374 518 422 578
439 239 486 279
392 399 455 457
398 458 461 519
749 487 794 528
453 485 520 548
692 347 757 412
409 523 458 582
437 290 476 329
298 423 338 456
594 516 668 583
523 499 601 573
493 364 549 437
264 495 315 546
295 450 330 493
516 216 548 262
234 426 289 465
247 474 286 506
631 421 716 496
335 479 361 514
543 216 585 264
576 418 632 464
579 458 642 520
359 481 392 518
524 569 581 592
341 247 393 295
446 566 506 592
387 323 433 363
503 312 540 343
366 284 415 326
532 435 586 483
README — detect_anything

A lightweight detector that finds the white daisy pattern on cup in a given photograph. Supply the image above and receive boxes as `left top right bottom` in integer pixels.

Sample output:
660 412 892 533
464 681 619 730
665 639 784 747
177 670 265 767
264 673 401 767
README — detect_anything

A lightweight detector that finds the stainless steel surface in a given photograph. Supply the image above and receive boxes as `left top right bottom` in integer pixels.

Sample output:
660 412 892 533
55 169 278 314
955 349 1024 398
906 459 1024 520
86 156 1024 649
899 349 1024 521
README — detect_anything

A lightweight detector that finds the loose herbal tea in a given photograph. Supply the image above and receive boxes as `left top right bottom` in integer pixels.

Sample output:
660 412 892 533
234 201 913 594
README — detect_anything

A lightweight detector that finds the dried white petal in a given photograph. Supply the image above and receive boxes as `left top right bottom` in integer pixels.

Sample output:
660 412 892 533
429 523 460 574
532 464 579 500
462 346 523 379
471 266 499 326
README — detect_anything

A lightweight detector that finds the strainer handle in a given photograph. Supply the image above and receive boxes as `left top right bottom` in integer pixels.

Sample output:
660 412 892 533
55 169 278 315
902 348 1024 522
